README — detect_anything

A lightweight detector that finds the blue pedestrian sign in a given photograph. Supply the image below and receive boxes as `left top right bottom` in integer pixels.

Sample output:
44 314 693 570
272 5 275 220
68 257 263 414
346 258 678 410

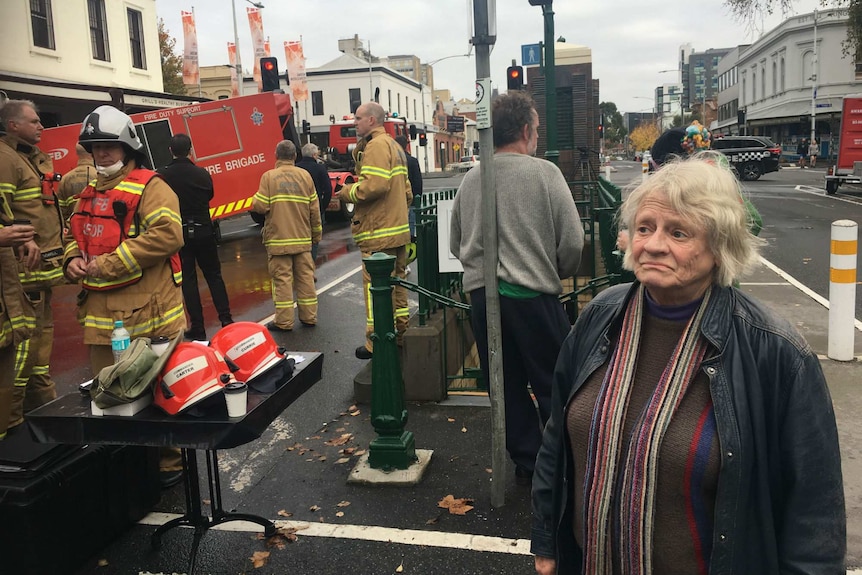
521 43 541 66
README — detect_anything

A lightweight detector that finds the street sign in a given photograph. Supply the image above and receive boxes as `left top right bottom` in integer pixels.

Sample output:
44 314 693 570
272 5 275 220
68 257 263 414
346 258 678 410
521 43 541 66
476 78 491 129
446 115 465 133
816 103 833 108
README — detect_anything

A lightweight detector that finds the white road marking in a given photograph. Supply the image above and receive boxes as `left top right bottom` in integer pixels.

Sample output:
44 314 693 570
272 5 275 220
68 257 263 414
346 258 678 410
795 184 862 206
138 513 532 555
759 256 862 332
738 281 790 286
217 417 297 492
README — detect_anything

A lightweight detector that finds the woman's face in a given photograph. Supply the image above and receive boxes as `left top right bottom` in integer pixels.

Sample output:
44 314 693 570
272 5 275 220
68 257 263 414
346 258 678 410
630 193 717 306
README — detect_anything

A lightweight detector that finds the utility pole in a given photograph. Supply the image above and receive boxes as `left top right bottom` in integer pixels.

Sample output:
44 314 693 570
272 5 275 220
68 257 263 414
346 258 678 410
231 0 243 96
472 0 505 509
538 2 558 165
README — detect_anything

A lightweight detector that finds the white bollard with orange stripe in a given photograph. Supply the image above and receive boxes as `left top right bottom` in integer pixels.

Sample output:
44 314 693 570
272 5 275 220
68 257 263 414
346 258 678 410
828 219 858 361
642 156 649 182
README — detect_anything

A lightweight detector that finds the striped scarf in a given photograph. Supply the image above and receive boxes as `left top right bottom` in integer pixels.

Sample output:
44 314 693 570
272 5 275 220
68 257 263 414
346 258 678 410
583 284 711 575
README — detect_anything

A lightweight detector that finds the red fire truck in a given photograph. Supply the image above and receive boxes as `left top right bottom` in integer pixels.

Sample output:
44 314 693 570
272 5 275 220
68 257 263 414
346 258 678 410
825 94 862 195
40 92 301 227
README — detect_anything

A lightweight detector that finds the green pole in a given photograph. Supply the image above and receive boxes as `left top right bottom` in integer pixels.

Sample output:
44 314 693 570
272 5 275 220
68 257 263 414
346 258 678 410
542 3 559 166
365 252 417 470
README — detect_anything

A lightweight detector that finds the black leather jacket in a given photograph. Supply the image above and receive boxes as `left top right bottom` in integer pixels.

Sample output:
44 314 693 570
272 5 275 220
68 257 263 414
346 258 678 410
531 283 845 574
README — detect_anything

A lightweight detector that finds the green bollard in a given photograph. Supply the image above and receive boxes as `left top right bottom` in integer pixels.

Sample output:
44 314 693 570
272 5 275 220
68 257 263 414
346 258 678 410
365 252 418 470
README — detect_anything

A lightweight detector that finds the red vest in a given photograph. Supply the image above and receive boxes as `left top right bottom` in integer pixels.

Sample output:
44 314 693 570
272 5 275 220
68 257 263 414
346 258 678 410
69 169 182 291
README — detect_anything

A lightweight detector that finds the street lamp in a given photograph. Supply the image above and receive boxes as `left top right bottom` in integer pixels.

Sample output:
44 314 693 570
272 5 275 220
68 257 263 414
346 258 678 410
232 0 264 97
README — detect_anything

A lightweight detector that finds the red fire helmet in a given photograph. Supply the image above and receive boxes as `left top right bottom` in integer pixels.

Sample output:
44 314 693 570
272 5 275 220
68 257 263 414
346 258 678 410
209 322 292 393
154 342 233 415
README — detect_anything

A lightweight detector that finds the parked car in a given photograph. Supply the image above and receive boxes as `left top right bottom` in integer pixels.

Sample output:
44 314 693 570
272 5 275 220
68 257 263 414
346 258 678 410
451 155 480 173
711 136 781 181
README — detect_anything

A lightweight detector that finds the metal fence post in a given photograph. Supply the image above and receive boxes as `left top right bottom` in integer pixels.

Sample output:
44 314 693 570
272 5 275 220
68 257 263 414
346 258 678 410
365 252 417 470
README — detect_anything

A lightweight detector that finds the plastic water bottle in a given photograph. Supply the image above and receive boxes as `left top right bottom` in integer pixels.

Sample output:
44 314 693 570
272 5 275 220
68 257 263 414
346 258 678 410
111 320 130 363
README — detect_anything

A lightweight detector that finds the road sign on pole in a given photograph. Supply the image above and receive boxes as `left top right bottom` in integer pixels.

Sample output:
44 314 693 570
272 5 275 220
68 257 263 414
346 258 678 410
521 43 541 66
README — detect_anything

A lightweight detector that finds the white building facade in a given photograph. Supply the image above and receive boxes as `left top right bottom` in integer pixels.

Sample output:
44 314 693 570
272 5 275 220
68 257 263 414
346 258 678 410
733 9 857 157
0 0 198 126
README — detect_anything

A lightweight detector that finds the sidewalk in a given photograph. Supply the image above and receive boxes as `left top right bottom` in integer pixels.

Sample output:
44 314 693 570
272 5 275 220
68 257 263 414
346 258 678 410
72 258 861 574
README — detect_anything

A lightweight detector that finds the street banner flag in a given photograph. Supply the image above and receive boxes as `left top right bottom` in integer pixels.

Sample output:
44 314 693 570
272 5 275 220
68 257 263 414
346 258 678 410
247 7 266 92
181 11 199 86
228 42 239 98
284 41 309 102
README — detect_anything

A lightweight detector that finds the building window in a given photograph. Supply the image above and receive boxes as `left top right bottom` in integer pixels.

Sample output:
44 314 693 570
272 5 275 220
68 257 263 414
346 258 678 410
397 92 401 115
88 0 110 61
127 8 146 69
781 57 786 92
761 67 765 100
349 88 361 114
30 0 55 50
311 91 324 116
752 71 756 101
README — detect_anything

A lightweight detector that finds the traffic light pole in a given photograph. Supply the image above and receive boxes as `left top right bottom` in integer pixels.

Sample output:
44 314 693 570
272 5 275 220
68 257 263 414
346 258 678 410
473 0 506 509
540 3 558 166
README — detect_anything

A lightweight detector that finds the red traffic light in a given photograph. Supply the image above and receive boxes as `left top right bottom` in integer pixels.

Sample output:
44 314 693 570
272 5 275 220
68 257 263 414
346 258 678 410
506 65 524 91
509 69 520 79
263 60 275 71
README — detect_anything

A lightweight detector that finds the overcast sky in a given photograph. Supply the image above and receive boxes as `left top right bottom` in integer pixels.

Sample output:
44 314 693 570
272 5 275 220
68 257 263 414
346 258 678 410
156 0 826 115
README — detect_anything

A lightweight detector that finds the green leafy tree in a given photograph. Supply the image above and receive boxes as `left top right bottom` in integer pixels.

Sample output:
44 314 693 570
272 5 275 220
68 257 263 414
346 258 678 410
159 19 185 95
599 101 627 146
725 0 862 57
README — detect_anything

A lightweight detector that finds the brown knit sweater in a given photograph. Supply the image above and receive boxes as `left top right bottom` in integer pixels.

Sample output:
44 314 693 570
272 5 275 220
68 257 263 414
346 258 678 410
566 311 721 574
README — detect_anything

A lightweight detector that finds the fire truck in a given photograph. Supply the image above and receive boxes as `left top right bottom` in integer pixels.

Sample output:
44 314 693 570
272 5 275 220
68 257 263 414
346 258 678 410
323 115 410 220
825 94 862 195
40 92 302 228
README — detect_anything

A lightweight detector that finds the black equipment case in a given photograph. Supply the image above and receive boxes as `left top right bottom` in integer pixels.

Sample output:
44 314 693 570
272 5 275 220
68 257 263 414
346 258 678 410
0 425 160 574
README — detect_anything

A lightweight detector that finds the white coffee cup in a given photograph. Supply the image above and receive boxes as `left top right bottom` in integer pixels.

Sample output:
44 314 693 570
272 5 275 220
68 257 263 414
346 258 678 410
150 336 171 357
224 381 248 418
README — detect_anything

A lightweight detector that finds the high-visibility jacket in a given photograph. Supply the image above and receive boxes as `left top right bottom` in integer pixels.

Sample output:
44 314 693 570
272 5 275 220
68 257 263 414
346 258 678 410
68 168 182 291
63 161 185 345
0 204 35 348
338 126 411 251
0 135 65 289
252 159 322 255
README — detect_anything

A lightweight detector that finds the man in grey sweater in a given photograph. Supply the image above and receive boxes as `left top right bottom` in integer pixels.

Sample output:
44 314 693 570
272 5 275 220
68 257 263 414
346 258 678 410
450 91 583 485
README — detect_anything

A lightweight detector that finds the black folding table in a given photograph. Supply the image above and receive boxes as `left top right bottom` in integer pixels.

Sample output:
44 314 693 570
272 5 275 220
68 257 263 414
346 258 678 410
27 351 323 574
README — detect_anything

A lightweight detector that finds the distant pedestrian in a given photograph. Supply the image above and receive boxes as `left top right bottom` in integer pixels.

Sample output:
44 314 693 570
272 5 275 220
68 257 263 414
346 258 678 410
797 138 808 168
158 133 233 341
296 143 332 267
809 139 819 168
253 140 321 331
450 91 584 486
395 135 423 240
57 144 94 225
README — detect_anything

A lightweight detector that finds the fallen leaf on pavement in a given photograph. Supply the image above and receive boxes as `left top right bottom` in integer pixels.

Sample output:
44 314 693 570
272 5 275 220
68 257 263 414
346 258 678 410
336 511 345 517
335 457 350 464
336 500 351 507
277 509 293 517
324 433 353 446
425 514 441 525
348 404 357 411
349 409 361 416
97 558 108 567
318 455 328 462
461 426 467 433
485 468 493 474
437 494 474 515
309 504 321 512
396 560 404 572
310 435 322 440
335 427 346 432
447 417 455 423
341 447 356 455
265 526 301 549
355 449 367 456
251 550 270 568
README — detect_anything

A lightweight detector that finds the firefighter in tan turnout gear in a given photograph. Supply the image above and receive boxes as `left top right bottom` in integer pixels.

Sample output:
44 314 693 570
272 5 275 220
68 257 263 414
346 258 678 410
253 140 321 331
0 100 65 431
57 143 95 226
0 205 36 441
63 105 186 488
336 102 412 359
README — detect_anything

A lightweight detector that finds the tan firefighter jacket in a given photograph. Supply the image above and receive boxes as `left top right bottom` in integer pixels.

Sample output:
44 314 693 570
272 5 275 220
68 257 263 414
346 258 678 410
0 134 65 290
57 157 95 226
62 160 185 345
252 159 322 256
338 126 411 251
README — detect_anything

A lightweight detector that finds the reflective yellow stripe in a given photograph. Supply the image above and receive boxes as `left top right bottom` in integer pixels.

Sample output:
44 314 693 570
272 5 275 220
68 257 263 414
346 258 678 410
114 181 145 195
83 302 184 335
353 224 410 243
830 268 856 283
274 300 295 308
19 266 64 285
395 307 410 318
0 182 15 194
117 243 142 274
13 186 41 201
83 271 143 289
264 237 312 247
253 192 271 205
14 339 30 386
831 239 857 256
143 207 182 227
297 297 317 306
64 241 79 257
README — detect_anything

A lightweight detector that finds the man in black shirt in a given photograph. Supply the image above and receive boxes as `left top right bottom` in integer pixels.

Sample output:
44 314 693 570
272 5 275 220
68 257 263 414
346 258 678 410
158 133 233 340
395 135 422 240
296 143 332 266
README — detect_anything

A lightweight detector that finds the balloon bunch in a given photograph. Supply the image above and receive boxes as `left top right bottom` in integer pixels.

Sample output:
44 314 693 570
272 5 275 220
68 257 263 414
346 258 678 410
681 120 711 155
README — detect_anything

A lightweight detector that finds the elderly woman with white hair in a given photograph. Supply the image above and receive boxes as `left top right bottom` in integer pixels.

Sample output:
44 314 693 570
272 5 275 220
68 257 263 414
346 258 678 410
531 152 845 575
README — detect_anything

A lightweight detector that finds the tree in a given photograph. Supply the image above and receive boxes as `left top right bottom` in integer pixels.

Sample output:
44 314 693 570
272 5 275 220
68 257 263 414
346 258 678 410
159 19 185 95
629 122 660 152
725 0 862 57
599 101 627 147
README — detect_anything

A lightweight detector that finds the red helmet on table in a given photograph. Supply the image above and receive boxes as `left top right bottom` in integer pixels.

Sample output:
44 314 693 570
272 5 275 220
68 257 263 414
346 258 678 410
209 322 293 393
154 342 232 415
